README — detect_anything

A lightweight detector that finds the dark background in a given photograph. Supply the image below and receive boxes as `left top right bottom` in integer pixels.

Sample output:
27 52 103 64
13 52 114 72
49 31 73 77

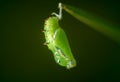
1 0 120 82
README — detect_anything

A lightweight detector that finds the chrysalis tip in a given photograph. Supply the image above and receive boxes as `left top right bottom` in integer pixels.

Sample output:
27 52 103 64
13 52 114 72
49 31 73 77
51 2 62 20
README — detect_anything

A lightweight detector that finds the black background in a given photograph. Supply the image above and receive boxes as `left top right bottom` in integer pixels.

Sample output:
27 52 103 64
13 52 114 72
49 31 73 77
1 0 120 82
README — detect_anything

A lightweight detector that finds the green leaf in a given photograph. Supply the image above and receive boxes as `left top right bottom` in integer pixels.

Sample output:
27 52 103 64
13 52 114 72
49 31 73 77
63 4 120 44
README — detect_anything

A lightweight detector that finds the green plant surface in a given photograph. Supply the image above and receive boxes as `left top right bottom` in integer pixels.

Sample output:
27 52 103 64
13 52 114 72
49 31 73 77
63 4 120 44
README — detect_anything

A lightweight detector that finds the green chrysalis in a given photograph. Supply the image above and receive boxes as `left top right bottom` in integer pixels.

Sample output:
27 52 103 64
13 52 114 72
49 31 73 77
43 3 76 69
